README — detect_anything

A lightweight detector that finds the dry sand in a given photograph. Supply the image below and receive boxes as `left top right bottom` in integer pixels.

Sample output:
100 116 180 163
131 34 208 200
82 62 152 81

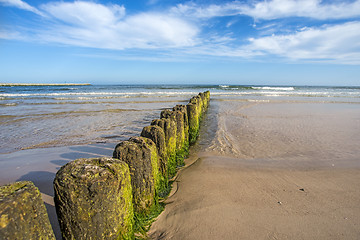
149 100 360 239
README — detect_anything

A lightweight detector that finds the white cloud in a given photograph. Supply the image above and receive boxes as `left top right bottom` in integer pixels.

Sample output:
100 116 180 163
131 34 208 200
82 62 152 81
167 21 360 64
247 21 360 63
2 0 360 64
170 2 239 19
36 1 198 49
1 1 198 49
122 13 198 48
0 30 23 40
41 1 126 27
172 0 360 20
0 0 44 16
241 0 360 20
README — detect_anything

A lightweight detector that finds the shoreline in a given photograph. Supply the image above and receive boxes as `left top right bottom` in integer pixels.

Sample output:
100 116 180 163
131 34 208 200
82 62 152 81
1 91 210 239
1 94 359 239
148 99 360 239
149 157 360 239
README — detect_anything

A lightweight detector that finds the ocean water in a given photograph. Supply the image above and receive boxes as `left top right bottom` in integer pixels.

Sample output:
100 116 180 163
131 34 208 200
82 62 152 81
1 84 359 154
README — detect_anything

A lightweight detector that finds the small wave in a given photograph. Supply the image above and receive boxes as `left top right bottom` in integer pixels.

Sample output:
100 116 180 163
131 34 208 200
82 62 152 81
252 87 295 91
0 91 198 98
1 103 17 106
248 99 270 103
0 115 15 118
219 85 229 88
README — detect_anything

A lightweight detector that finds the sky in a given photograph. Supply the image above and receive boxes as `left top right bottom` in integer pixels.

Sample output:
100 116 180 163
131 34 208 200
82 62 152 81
0 0 360 86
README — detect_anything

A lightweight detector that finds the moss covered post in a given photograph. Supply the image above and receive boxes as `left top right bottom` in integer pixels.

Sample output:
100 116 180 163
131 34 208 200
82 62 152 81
201 91 210 111
141 125 167 180
53 157 134 240
173 105 189 144
187 92 210 144
187 100 200 144
152 114 177 178
113 137 167 213
0 181 55 240
171 105 189 166
204 91 210 108
50 91 211 239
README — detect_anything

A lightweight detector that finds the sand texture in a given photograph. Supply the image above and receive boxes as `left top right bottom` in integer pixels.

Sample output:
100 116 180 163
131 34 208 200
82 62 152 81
149 100 360 239
1 97 359 240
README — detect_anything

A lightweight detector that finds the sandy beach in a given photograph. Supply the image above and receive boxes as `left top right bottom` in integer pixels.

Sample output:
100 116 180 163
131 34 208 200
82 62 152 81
2 0 360 237
149 99 360 239
1 86 360 239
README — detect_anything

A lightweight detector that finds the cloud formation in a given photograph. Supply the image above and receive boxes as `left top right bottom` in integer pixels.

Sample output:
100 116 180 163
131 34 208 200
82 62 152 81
40 1 198 49
0 0 44 16
241 0 360 20
1 0 198 49
41 1 126 27
248 22 360 64
172 0 360 20
1 0 360 64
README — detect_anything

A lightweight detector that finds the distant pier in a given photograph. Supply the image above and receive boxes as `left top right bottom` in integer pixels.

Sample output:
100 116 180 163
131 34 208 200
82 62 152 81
0 83 91 86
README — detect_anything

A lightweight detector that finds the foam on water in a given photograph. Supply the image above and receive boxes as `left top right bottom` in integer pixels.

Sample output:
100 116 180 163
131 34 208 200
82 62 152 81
0 91 197 97
1 84 359 154
252 86 295 91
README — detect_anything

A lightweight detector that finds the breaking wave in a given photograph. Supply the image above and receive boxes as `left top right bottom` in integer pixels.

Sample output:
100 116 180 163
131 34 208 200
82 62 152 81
252 86 295 91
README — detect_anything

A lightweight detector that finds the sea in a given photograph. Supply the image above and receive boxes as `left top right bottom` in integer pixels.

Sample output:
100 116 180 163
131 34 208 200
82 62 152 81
1 84 359 154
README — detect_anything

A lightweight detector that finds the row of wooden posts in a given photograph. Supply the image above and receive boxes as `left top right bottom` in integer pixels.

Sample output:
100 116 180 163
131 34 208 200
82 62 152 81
0 91 210 239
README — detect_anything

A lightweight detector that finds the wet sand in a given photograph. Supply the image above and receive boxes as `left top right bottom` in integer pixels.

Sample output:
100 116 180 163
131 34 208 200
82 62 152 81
1 98 359 239
149 100 360 239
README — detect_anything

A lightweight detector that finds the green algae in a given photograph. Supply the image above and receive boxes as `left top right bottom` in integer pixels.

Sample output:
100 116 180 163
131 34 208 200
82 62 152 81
0 181 56 240
176 142 189 167
151 118 177 179
187 102 200 144
51 91 211 240
113 139 156 214
131 92 211 239
187 92 210 145
141 125 167 178
166 152 177 178
133 200 165 240
0 181 29 200
54 157 134 240
148 142 168 197
117 168 135 240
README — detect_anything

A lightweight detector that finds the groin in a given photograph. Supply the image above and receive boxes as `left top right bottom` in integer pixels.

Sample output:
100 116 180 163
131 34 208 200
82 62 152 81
0 91 210 239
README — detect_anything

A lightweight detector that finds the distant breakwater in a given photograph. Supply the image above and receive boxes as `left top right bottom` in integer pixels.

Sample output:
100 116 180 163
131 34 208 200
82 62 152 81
0 83 91 86
0 91 210 239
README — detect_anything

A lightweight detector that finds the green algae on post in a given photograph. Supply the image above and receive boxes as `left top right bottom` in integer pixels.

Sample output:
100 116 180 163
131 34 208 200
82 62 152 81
113 137 169 239
0 181 55 240
187 92 210 144
187 102 200 144
53 157 134 240
141 125 168 179
50 91 211 239
113 137 167 214
173 105 190 165
152 115 177 179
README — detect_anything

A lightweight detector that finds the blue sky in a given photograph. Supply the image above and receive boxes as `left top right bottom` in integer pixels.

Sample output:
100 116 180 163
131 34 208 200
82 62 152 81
1 0 360 85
